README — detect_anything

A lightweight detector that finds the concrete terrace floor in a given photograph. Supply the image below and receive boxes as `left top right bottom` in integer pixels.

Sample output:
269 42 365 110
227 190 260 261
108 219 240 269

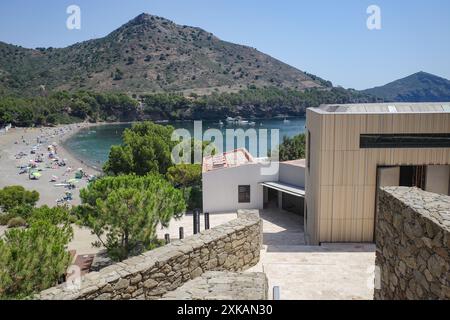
247 208 376 300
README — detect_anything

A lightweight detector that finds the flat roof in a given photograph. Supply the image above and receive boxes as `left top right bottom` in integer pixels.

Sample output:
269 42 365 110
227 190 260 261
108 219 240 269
202 148 255 173
203 148 306 173
260 181 306 198
311 102 450 114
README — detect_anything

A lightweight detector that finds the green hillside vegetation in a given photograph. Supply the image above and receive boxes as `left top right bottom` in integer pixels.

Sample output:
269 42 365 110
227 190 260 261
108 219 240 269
0 91 138 127
363 71 450 102
0 86 379 127
0 13 385 125
0 13 325 96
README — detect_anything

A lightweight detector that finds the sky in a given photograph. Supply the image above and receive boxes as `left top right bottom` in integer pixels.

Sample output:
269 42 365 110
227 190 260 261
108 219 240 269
0 0 449 89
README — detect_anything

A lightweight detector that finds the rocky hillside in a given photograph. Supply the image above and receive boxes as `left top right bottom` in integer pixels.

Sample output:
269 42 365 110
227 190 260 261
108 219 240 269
0 13 326 96
362 71 450 102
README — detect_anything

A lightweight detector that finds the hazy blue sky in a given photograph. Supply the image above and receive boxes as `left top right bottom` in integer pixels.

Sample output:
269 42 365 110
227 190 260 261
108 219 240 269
0 0 449 89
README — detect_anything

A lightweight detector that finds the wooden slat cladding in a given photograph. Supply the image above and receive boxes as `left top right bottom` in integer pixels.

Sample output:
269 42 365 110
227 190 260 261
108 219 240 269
305 109 450 244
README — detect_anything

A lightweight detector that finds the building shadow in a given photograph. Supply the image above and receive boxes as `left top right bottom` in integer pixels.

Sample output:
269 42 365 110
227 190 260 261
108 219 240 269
260 208 375 253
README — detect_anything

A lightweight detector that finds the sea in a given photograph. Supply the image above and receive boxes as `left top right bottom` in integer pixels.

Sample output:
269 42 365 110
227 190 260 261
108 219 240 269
63 117 306 169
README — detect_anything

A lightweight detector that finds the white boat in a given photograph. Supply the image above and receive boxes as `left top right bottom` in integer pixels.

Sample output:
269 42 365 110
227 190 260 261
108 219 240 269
54 183 70 187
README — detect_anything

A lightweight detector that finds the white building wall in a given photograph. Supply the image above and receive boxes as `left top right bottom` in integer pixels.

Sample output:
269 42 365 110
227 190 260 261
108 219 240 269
378 167 400 187
279 163 305 187
426 165 450 196
202 163 279 213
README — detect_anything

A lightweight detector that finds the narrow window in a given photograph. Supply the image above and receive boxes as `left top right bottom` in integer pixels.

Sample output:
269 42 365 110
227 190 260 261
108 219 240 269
360 133 450 149
307 130 311 170
238 185 251 203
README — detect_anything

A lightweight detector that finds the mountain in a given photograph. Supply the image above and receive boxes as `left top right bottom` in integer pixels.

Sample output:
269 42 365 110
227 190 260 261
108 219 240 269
0 13 327 96
362 72 450 102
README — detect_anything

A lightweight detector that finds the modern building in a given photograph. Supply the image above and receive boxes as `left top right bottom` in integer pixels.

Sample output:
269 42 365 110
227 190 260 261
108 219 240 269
202 148 306 215
305 102 450 245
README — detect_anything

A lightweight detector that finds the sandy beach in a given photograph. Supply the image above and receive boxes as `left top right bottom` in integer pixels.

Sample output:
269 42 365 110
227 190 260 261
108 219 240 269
0 123 235 266
0 123 107 256
0 123 101 207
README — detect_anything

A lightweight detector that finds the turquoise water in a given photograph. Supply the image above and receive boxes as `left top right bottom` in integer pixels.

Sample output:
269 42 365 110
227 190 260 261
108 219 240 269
64 118 306 169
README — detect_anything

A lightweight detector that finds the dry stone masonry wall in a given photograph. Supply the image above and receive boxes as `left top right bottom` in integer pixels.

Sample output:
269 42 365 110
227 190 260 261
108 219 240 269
37 210 263 300
161 271 268 300
375 187 450 300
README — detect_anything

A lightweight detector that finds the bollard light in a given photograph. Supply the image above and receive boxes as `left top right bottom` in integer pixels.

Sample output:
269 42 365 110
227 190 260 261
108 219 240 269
179 227 184 239
193 209 199 234
273 286 280 300
205 212 210 230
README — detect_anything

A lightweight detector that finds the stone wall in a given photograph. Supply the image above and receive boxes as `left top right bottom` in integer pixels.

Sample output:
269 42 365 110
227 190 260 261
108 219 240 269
37 210 263 300
161 271 268 300
375 187 450 300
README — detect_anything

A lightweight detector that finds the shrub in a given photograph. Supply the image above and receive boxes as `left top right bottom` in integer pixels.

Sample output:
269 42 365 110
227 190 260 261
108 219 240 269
27 205 71 225
8 204 34 220
0 220 73 299
0 213 15 226
0 186 39 212
7 217 27 228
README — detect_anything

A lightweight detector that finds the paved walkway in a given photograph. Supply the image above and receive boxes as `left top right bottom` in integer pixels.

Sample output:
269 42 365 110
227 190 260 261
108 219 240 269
247 208 376 300
156 212 237 240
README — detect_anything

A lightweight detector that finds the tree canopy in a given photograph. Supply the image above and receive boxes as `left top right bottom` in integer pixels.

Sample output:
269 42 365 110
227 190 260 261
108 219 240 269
0 205 73 299
78 174 186 261
103 121 175 176
0 86 380 127
166 164 202 188
277 134 306 161
0 91 138 127
0 186 39 213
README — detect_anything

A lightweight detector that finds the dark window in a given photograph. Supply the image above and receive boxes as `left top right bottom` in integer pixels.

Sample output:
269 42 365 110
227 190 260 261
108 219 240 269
399 166 427 189
238 185 251 203
360 133 450 149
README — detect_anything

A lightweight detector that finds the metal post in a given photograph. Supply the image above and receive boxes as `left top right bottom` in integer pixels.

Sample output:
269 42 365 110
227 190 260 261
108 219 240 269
196 209 201 233
179 227 184 239
164 234 170 244
197 209 202 234
273 286 280 300
193 210 199 234
205 212 210 230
